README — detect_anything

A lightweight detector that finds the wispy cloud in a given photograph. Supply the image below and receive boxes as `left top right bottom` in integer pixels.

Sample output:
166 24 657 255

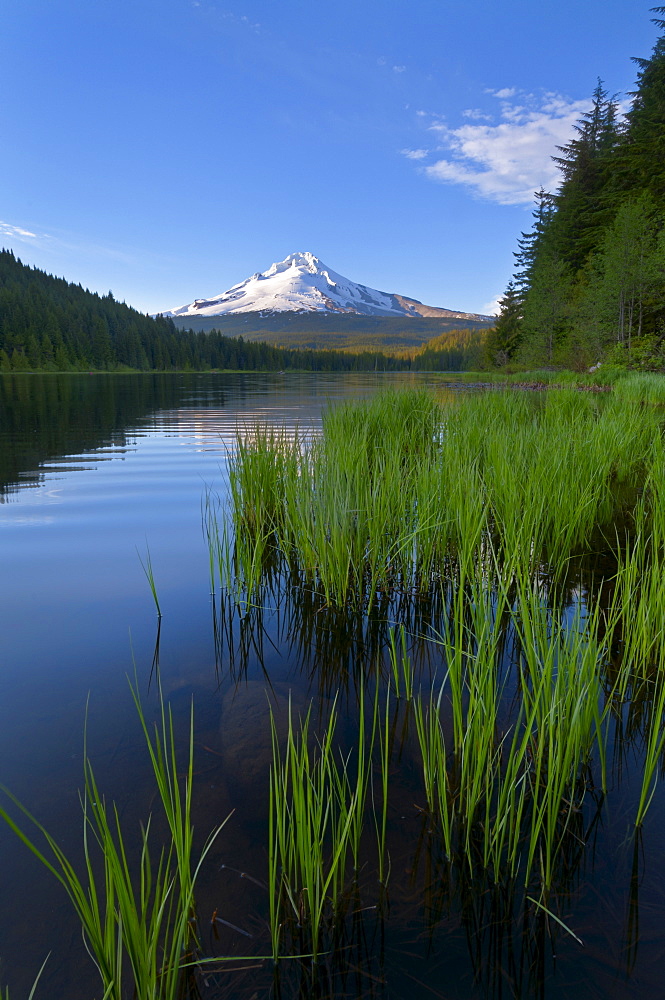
462 108 493 121
0 221 45 241
401 148 428 160
489 87 517 99
393 64 406 73
482 294 502 316
421 90 594 205
0 220 165 271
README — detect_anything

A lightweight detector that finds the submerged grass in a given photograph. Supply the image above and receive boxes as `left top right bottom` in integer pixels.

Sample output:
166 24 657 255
268 685 391 965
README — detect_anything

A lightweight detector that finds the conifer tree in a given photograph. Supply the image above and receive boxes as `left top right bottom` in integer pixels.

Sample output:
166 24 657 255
519 255 573 365
513 189 556 291
616 7 665 205
502 8 665 369
549 80 622 271
484 282 523 366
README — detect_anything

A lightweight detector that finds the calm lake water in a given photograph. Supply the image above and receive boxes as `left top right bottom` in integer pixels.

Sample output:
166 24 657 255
1 372 664 999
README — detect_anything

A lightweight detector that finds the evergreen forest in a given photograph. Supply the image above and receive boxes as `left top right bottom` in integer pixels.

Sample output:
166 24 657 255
487 6 665 371
0 249 482 374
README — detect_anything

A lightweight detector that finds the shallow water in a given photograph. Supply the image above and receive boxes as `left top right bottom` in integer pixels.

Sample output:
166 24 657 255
0 372 664 999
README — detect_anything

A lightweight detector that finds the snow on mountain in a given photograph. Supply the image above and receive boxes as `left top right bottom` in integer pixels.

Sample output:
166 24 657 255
162 252 491 322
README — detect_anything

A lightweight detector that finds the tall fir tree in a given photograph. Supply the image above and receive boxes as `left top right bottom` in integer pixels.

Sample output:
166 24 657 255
484 281 523 366
615 7 665 206
511 10 665 368
513 188 556 292
549 80 622 271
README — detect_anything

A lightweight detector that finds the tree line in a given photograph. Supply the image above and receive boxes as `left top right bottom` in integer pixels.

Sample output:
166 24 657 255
487 7 665 371
0 250 485 374
406 328 485 370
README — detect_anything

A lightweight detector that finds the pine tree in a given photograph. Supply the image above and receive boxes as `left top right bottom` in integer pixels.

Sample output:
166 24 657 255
549 80 622 271
501 8 665 370
90 317 113 369
513 188 556 291
519 255 573 365
54 344 72 370
613 8 665 206
40 333 55 369
25 333 40 368
11 348 30 371
484 282 523 366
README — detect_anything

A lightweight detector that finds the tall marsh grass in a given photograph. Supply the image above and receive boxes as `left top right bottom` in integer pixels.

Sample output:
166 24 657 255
412 559 612 890
214 382 665 895
6 379 665 993
0 684 230 1000
209 386 659 608
268 686 391 964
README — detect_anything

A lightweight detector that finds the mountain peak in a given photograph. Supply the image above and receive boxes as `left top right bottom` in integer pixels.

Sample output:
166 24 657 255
163 253 491 322
265 251 323 277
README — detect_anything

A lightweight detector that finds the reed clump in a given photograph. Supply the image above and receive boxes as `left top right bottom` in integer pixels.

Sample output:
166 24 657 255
268 686 391 964
210 386 660 608
410 553 611 891
213 383 665 868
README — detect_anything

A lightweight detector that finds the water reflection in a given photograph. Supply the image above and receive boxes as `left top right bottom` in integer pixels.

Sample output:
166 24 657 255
1 373 665 1000
0 371 472 498
203 532 663 999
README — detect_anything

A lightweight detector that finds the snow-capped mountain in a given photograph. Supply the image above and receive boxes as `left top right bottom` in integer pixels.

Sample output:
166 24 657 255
162 252 490 322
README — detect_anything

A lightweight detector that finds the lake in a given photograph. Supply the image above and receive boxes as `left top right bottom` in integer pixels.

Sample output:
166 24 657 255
1 372 664 999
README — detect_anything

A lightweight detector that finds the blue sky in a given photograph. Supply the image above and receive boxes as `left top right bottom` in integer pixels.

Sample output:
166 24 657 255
1 1 660 315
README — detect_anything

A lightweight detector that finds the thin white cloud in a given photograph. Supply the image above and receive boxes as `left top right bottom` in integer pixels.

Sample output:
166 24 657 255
0 221 45 241
0 221 160 270
462 108 492 121
482 295 502 316
421 91 596 206
499 103 528 122
401 148 428 160
393 65 407 73
490 87 517 99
